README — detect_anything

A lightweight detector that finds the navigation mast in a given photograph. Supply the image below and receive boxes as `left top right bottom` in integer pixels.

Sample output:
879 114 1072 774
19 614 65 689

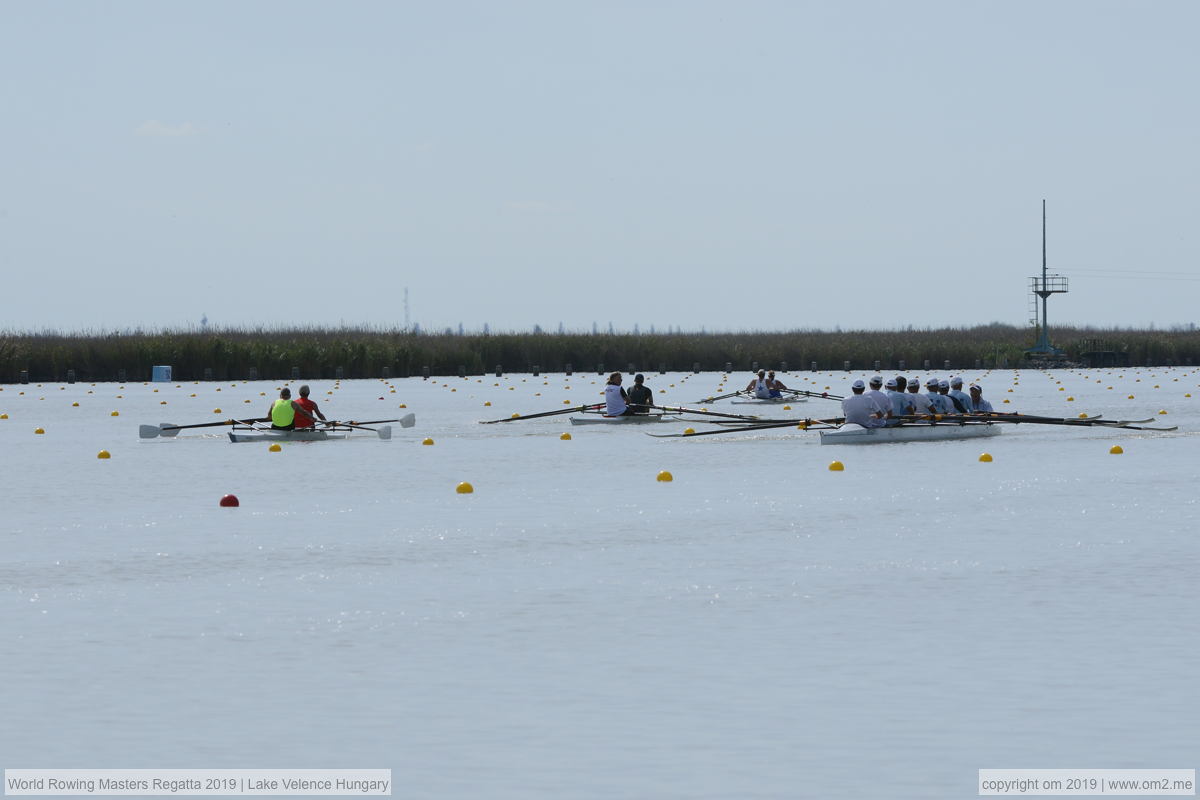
1026 200 1068 358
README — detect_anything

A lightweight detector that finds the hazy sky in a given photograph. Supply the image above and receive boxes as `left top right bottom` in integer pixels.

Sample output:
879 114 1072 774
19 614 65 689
3 1 1197 334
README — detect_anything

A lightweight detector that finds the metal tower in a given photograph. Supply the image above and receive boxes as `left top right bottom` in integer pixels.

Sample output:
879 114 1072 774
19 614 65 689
1026 200 1068 357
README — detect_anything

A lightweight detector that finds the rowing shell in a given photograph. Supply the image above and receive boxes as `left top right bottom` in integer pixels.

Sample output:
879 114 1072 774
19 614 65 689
228 427 387 443
730 396 806 405
819 422 1002 445
569 413 681 425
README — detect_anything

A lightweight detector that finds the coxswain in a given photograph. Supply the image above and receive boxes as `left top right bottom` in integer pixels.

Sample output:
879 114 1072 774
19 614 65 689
969 384 994 413
294 385 328 429
604 372 635 416
627 373 654 414
842 379 885 428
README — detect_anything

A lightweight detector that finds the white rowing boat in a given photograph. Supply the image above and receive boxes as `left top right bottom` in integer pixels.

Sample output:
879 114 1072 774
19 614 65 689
227 426 390 443
569 413 681 425
818 422 1002 445
730 396 806 405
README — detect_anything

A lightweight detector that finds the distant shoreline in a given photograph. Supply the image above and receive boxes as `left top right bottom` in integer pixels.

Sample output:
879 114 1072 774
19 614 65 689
2 325 1196 382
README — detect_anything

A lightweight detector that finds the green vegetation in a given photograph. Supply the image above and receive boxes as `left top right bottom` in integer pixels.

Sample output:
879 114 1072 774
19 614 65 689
1 324 1198 383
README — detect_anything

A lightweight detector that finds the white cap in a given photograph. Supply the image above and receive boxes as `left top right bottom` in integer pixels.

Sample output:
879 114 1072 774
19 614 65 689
907 378 920 388
969 384 981 392
852 379 865 389
884 378 898 389
950 376 963 387
926 378 939 388
869 375 883 385
938 379 950 389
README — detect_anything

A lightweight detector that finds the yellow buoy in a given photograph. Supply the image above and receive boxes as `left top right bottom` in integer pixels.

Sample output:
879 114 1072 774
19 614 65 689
399 403 407 408
1002 398 1010 404
1127 394 1135 399
456 481 474 494
97 450 111 459
684 427 695 435
783 405 792 410
213 408 222 413
72 401 79 407
1078 412 1088 419
422 437 434 446
484 401 492 406
560 432 572 440
111 410 119 416
244 399 251 403
828 461 844 471
511 412 520 419
1158 409 1168 415
1109 445 1123 455
34 427 45 434
1066 396 1074 401
0 413 7 419
978 452 993 462
656 470 673 482
268 443 282 452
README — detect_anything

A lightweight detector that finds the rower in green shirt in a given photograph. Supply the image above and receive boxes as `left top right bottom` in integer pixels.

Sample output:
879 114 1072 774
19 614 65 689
267 387 316 430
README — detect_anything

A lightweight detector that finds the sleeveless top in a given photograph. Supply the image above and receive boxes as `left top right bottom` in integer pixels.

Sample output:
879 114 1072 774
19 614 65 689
271 398 295 427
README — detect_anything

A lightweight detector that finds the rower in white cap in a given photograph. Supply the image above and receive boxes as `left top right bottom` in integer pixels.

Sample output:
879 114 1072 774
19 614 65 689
948 377 972 414
865 375 889 419
907 377 934 417
744 369 772 399
842 379 885 428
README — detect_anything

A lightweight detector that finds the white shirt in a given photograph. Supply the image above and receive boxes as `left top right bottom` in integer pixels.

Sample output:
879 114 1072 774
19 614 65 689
753 378 771 399
865 388 890 416
842 393 884 427
908 391 934 415
604 384 628 416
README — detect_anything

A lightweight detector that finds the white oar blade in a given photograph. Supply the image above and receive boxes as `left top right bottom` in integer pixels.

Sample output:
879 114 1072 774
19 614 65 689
376 425 393 440
139 424 163 439
399 413 416 428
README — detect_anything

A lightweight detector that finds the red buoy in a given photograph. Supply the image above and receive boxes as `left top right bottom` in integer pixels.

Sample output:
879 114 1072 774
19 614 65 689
219 494 240 507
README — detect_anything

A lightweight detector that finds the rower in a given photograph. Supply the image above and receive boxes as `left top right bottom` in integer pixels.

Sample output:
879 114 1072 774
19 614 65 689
888 376 913 424
294 384 328 429
907 377 934 417
926 378 952 415
266 387 315 431
842 379 885 428
604 372 635 416
865 375 889 418
883 381 907 429
969 384 994 413
627 373 654 414
766 371 787 397
745 369 772 399
947 377 972 414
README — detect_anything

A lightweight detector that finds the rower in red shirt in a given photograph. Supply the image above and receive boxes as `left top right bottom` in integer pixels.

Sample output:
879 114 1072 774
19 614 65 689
294 384 328 429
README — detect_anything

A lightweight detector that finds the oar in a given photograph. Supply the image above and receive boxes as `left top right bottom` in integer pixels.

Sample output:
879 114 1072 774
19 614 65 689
648 417 846 438
650 404 762 421
140 418 268 439
480 403 604 424
341 413 416 428
694 390 747 403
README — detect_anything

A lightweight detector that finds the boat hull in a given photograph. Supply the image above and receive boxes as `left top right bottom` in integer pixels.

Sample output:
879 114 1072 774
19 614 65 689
730 396 806 405
569 413 680 425
819 422 1002 445
228 428 348 443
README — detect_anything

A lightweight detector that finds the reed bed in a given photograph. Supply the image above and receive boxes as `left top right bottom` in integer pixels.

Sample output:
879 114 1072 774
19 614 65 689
1 325 1197 383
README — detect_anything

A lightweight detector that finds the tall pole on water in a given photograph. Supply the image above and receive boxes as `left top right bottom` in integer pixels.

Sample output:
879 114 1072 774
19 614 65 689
1041 199 1049 349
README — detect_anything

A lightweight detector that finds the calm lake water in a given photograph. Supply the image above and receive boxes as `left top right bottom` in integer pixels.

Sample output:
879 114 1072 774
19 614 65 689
1 368 1196 799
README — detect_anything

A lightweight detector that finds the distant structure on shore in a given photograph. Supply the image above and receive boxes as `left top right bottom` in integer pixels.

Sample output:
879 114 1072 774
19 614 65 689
1026 200 1068 359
